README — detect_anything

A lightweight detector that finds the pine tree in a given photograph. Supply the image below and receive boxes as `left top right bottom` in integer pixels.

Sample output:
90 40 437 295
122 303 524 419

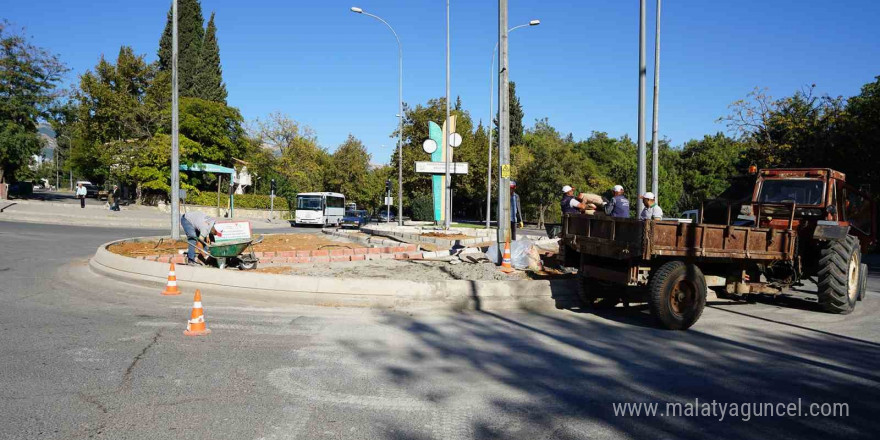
157 0 205 97
509 81 524 147
195 12 227 103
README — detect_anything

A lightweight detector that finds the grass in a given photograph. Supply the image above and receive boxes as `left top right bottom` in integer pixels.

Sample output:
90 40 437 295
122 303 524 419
451 222 494 230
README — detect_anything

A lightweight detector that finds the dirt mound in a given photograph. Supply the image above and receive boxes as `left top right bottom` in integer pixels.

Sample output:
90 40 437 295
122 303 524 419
108 234 358 257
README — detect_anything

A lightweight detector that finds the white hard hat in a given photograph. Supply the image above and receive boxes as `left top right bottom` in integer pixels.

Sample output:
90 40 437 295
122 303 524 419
641 192 656 200
613 185 624 192
562 185 573 193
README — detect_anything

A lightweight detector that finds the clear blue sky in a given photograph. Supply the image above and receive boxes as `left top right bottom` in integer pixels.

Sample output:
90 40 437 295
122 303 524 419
5 1 880 164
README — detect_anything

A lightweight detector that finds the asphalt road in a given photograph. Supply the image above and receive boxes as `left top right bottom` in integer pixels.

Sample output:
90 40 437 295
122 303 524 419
1 220 879 439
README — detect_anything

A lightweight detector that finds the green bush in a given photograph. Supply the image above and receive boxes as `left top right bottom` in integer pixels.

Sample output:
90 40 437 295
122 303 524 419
410 193 434 221
186 191 289 211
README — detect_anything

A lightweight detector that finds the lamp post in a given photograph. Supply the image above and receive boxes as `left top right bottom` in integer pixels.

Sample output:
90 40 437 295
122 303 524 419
171 0 181 239
351 6 404 226
445 0 451 229
486 19 539 228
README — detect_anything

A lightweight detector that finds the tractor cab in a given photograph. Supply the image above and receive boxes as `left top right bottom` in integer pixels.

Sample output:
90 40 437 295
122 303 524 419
750 168 876 250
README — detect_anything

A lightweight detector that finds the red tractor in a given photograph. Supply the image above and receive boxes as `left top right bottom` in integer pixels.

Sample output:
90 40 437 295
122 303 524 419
746 168 874 313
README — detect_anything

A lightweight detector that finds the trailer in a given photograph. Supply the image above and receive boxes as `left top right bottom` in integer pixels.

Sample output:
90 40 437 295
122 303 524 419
562 168 871 330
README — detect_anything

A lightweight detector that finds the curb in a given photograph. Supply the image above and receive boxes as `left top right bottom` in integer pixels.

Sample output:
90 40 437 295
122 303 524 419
90 237 571 310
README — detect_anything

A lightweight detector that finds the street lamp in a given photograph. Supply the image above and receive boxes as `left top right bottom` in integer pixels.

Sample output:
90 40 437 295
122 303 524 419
486 19 540 228
351 6 404 226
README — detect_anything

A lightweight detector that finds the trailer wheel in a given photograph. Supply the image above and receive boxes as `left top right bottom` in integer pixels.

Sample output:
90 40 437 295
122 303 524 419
817 235 860 314
577 274 620 309
648 261 707 330
858 263 868 301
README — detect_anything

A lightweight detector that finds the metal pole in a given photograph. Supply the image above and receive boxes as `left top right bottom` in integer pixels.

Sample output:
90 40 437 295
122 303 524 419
498 0 510 250
55 145 58 190
444 0 452 229
637 0 647 214
171 0 181 239
487 42 496 229
651 0 661 201
397 37 403 226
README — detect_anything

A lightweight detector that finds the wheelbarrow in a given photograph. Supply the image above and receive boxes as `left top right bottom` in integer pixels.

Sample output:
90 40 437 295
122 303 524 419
194 236 263 270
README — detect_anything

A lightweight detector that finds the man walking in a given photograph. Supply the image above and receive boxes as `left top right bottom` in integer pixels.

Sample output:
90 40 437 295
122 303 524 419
605 185 630 218
639 192 664 220
180 211 221 265
75 183 87 208
510 181 523 240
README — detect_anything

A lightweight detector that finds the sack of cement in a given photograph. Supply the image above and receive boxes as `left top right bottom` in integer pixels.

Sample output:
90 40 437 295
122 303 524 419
579 192 605 206
532 238 561 255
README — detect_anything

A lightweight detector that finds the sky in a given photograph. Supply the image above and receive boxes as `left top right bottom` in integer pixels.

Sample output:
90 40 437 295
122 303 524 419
5 0 880 164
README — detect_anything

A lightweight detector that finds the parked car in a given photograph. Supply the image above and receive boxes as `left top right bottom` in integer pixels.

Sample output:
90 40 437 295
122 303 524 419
341 210 371 229
375 210 396 222
83 184 100 198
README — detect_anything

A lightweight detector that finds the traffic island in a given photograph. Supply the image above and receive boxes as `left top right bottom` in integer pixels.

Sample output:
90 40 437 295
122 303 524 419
90 236 576 311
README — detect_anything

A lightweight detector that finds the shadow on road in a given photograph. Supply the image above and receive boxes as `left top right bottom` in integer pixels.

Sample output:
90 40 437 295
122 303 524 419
341 303 880 439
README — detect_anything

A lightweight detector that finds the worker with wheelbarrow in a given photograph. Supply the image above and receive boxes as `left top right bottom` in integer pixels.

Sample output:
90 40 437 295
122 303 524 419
180 211 222 265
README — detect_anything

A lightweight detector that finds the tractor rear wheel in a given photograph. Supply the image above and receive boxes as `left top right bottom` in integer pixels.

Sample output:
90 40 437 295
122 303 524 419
857 263 868 301
816 235 861 314
648 261 707 330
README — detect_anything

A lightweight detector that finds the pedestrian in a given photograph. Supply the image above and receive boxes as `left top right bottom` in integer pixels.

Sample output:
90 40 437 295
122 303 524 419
75 183 87 208
561 185 587 215
510 181 523 240
108 185 121 211
180 211 222 265
605 184 631 218
639 192 664 220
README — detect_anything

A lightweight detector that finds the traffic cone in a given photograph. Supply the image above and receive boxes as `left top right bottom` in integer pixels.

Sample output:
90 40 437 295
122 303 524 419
500 240 514 273
161 263 181 296
184 290 211 336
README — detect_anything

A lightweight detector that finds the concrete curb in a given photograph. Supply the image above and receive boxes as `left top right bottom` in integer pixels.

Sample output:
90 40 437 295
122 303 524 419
90 237 569 310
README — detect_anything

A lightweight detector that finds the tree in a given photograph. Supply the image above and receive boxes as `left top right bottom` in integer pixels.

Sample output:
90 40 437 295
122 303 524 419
326 135 373 207
158 0 205 97
0 21 67 183
677 133 747 210
509 81 524 147
254 112 316 157
195 12 227 103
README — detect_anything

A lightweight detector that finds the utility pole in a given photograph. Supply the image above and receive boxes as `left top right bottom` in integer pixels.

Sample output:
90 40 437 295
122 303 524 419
651 0 661 201
444 0 452 229
497 0 510 251
637 0 647 213
171 0 181 239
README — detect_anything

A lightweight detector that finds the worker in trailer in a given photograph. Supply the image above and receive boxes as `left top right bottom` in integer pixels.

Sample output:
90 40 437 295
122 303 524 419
639 192 664 220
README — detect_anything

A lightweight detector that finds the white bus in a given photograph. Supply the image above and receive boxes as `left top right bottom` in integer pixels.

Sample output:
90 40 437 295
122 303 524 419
294 192 346 226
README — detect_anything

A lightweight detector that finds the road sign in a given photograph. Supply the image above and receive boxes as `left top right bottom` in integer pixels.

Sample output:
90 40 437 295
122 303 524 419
384 196 393 206
423 139 437 154
415 161 469 174
448 132 462 148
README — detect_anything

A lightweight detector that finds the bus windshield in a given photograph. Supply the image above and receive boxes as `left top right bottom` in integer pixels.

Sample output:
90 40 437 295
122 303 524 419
758 179 825 206
296 195 323 211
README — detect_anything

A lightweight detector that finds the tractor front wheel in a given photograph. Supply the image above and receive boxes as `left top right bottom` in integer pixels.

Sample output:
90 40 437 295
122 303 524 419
816 236 861 314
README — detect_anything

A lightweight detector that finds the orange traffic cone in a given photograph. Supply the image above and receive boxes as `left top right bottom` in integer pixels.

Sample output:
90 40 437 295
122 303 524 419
184 290 211 336
161 263 181 296
500 240 514 273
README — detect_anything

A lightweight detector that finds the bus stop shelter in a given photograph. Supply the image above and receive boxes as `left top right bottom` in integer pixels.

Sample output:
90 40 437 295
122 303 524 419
179 163 237 218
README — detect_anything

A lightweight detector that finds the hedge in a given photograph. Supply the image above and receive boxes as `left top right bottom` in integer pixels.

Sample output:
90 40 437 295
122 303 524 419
186 191 290 211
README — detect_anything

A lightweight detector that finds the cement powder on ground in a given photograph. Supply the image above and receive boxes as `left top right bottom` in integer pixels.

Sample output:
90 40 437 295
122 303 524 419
282 259 527 281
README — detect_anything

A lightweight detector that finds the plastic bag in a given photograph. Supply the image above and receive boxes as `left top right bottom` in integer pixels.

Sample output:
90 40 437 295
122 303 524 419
486 239 537 269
